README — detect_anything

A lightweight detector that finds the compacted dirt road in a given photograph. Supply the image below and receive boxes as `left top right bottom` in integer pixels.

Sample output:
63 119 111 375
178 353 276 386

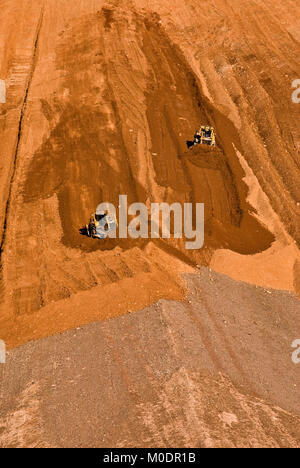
0 0 299 448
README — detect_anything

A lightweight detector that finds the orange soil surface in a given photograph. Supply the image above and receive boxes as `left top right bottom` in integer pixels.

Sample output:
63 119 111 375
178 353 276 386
0 0 299 349
0 0 300 449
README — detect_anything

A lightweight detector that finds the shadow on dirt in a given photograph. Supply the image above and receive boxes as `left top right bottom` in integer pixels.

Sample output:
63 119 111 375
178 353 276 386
79 227 89 237
186 140 195 149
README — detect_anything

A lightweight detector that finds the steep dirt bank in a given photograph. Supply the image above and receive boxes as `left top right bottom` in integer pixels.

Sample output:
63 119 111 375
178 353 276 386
1 2 290 342
0 0 299 449
1 0 299 347
153 0 300 290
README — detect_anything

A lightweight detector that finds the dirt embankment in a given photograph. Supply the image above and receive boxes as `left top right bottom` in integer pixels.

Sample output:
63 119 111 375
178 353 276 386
0 1 298 337
0 0 299 449
1 1 296 346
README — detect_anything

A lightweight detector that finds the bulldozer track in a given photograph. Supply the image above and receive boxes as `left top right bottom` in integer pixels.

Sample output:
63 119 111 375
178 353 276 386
0 5 44 260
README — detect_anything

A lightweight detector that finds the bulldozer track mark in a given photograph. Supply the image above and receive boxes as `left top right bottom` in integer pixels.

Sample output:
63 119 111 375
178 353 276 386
100 322 167 446
185 300 227 374
190 275 256 393
1 1 300 448
101 261 120 283
1 3 296 344
0 6 45 260
14 7 273 317
117 315 190 447
100 323 139 398
154 239 197 268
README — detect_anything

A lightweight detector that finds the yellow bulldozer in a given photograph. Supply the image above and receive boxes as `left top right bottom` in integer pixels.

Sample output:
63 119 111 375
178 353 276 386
86 204 117 239
188 125 216 148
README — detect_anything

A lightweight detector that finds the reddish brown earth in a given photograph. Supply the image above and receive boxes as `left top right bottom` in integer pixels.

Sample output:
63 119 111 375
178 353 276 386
0 0 299 448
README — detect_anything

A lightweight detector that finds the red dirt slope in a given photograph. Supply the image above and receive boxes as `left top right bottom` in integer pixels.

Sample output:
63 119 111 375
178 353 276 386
1 0 299 347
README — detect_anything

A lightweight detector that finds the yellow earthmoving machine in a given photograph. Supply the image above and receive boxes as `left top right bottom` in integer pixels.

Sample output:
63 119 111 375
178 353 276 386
86 204 117 239
191 125 216 147
200 125 216 146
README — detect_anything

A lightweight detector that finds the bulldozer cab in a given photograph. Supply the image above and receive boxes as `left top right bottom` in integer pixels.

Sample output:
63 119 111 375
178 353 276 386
199 125 216 146
188 125 216 148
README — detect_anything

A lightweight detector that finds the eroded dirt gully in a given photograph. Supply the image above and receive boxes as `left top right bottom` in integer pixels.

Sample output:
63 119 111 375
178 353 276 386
0 0 299 348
